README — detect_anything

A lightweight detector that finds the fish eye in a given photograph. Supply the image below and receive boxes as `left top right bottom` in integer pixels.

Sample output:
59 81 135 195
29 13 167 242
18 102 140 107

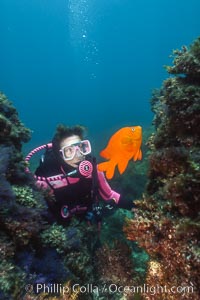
131 128 135 132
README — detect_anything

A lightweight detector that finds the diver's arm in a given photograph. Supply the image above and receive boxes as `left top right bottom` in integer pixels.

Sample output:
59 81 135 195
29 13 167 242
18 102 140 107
97 170 135 210
97 171 120 203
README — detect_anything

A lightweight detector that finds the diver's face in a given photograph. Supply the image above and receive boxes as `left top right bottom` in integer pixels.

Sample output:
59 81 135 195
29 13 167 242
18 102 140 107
60 135 85 168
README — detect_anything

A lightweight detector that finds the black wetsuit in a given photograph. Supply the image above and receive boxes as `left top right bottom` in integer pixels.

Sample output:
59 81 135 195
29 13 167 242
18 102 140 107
35 150 133 223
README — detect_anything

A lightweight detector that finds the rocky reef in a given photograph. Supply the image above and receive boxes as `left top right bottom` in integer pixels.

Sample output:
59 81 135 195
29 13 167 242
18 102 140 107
124 37 200 299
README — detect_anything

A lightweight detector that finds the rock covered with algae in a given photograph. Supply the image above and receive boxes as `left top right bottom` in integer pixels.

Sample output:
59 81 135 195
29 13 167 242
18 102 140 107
124 37 200 299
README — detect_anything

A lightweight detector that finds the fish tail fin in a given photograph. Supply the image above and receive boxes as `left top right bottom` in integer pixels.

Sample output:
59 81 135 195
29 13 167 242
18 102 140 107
97 161 116 179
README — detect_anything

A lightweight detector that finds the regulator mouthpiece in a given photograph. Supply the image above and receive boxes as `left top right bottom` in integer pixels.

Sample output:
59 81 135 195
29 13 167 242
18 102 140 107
78 160 93 177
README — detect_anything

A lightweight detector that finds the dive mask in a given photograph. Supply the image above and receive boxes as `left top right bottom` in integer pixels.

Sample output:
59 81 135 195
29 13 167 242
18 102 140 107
59 140 91 161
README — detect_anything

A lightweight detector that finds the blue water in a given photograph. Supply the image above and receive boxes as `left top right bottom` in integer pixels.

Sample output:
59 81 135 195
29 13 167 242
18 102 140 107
0 0 200 150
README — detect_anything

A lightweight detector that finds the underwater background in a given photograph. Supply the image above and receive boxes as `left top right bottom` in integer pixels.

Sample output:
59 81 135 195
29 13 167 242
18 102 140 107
0 0 200 151
0 1 200 300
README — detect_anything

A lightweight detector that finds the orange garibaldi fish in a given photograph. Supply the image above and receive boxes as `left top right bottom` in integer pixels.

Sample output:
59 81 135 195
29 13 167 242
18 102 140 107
97 126 142 179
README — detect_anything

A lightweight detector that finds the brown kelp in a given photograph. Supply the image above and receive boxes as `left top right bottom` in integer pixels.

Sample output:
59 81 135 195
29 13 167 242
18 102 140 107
124 37 200 299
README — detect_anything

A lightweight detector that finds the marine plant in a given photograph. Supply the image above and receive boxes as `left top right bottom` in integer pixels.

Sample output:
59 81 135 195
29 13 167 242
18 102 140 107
0 93 31 149
12 185 46 208
95 241 135 284
0 259 26 298
124 37 200 299
40 223 69 253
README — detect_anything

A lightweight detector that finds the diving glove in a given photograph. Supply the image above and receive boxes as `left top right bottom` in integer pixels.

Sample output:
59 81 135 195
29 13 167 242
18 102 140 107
104 199 117 210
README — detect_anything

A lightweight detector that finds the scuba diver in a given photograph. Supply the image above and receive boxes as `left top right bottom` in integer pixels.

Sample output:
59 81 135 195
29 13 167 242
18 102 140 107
30 124 134 226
